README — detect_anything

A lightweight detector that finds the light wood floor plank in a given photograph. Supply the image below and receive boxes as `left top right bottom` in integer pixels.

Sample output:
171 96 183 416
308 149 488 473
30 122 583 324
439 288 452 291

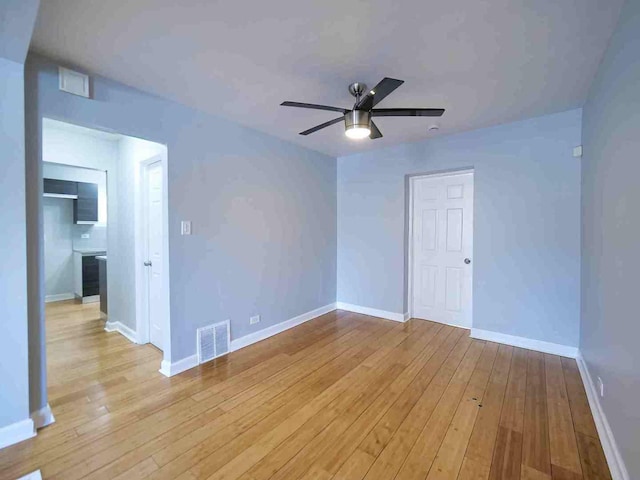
544 354 583 479
0 303 613 480
522 351 551 478
488 347 528 480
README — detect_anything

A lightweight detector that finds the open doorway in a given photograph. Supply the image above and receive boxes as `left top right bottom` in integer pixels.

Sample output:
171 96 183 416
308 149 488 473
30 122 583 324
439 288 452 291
38 118 169 428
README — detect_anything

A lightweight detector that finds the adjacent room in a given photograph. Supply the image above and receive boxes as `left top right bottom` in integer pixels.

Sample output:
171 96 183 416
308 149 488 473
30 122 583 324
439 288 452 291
0 0 638 479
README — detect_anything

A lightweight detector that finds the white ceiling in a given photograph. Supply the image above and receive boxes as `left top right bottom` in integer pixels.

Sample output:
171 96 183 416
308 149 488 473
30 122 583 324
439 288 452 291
31 0 623 157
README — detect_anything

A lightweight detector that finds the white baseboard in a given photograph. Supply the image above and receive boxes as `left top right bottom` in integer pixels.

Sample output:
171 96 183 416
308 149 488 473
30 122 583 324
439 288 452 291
230 303 337 352
45 293 74 303
17 470 42 480
336 302 405 323
81 295 100 304
159 355 198 377
31 403 55 429
104 320 139 344
404 312 411 322
159 303 338 377
0 418 35 450
576 353 629 480
470 328 578 358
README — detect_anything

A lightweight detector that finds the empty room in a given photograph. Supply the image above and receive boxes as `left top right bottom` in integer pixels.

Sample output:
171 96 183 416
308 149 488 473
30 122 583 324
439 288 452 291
0 0 638 479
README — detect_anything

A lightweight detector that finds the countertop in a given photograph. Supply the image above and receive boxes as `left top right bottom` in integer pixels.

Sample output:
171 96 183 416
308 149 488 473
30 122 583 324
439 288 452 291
73 248 107 256
95 255 107 261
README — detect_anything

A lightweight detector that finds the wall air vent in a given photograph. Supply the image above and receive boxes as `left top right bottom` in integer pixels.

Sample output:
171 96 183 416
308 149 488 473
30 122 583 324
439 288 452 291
58 67 90 98
197 320 230 364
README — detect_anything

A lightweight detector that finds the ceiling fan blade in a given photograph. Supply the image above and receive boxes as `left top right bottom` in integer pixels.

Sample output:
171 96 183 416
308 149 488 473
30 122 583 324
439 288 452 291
371 108 445 117
299 116 344 136
369 121 383 139
356 78 404 110
281 101 348 114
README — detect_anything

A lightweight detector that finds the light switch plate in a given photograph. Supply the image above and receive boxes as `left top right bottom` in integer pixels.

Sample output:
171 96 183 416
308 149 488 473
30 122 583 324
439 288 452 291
181 221 192 236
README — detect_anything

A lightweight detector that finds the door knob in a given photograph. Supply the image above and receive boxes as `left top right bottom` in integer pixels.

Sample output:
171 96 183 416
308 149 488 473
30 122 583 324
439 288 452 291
144 261 152 267
464 258 471 264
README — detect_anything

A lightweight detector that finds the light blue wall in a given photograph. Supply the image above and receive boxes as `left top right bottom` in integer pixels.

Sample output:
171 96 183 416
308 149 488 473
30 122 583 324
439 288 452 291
0 0 39 436
581 0 640 475
0 56 31 431
43 197 74 298
338 109 582 347
0 0 39 64
25 55 337 376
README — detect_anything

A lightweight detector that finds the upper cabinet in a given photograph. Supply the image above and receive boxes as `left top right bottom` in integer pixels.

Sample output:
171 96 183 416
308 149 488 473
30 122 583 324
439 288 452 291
43 178 77 198
74 182 99 224
44 178 99 224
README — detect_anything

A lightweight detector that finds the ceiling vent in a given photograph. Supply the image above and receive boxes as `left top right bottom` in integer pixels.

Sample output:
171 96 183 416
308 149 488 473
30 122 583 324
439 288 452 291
58 67 90 98
197 320 230 364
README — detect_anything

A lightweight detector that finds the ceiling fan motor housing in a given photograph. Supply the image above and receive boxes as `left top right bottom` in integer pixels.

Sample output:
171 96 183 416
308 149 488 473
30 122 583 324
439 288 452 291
345 109 371 130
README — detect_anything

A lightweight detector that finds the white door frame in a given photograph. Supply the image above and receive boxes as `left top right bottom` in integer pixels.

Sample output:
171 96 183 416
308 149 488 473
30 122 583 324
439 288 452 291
407 168 474 326
135 154 170 353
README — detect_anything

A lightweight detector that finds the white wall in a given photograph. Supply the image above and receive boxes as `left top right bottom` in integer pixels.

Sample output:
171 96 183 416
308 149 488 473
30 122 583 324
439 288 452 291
0 56 32 441
43 197 74 299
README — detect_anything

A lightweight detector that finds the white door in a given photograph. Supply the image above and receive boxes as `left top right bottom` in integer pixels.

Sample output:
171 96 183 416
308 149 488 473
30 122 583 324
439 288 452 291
411 172 474 328
145 161 164 350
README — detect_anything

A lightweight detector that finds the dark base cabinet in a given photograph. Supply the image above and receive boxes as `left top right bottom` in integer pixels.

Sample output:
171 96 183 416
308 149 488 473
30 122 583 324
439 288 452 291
98 257 108 315
74 251 106 303
82 255 100 297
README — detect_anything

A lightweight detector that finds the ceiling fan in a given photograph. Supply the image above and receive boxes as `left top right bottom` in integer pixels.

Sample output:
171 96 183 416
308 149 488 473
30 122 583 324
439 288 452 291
281 77 445 140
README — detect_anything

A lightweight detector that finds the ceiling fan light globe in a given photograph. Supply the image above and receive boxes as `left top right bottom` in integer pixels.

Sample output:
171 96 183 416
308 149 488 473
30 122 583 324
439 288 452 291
345 126 371 139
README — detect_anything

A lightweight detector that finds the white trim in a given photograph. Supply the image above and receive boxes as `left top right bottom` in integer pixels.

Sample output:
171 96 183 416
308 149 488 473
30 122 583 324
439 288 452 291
80 294 99 304
104 320 139 344
43 192 77 199
336 302 405 322
45 293 74 303
406 169 475 326
0 418 35 450
17 470 42 480
470 328 578 358
404 312 411 322
576 353 630 480
231 303 337 351
159 303 337 377
31 403 55 429
159 355 198 377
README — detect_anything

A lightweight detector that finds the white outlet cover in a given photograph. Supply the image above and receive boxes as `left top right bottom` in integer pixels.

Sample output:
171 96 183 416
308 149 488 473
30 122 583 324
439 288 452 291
81 233 90 239
181 220 192 236
250 315 260 325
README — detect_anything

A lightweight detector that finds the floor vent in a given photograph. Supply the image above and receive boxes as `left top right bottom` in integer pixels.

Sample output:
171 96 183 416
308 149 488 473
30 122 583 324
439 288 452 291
197 320 230 364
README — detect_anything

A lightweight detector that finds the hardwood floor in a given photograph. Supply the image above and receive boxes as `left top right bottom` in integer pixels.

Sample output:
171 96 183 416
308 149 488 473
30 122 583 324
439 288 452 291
0 301 611 480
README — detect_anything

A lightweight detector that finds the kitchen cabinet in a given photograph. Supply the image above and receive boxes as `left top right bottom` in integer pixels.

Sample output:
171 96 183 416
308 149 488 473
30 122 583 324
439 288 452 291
43 178 99 224
97 256 108 318
74 182 99 224
43 178 77 197
74 250 106 303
